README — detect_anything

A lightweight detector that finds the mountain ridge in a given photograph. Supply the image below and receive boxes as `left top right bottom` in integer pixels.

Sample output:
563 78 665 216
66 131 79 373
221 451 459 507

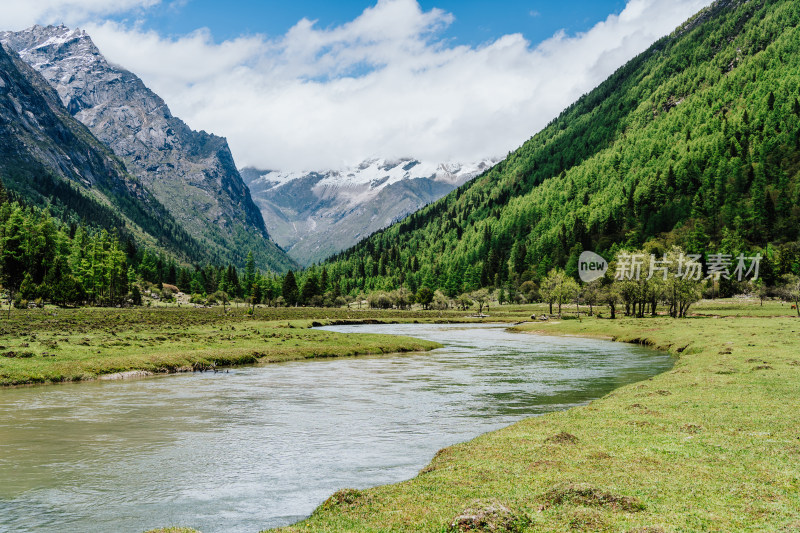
1 24 296 272
0 41 205 260
242 158 494 265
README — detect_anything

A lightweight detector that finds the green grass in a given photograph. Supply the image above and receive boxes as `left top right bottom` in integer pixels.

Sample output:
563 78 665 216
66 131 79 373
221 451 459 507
265 310 800 532
691 298 799 317
0 307 448 386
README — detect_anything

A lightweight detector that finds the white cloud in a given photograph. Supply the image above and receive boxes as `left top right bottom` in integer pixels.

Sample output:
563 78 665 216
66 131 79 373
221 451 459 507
10 0 714 171
0 0 160 30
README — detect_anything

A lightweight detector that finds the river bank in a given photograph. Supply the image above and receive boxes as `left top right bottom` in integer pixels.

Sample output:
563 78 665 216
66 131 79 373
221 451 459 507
7 300 787 388
268 313 800 532
0 307 453 386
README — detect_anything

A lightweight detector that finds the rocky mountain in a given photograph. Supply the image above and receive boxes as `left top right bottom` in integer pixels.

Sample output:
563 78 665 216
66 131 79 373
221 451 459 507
242 158 494 265
1 25 295 272
0 41 205 258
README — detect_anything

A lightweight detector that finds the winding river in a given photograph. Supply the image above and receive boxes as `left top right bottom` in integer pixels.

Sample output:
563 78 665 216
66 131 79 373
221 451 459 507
0 323 672 533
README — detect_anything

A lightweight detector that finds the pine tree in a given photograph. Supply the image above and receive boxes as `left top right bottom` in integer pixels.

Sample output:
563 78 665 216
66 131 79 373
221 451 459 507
251 282 262 313
301 274 319 305
282 270 299 306
320 267 329 294
1 208 26 316
243 251 256 296
225 265 240 297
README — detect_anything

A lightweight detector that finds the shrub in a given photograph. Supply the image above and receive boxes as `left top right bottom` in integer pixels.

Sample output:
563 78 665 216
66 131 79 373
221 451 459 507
189 293 205 305
368 292 393 309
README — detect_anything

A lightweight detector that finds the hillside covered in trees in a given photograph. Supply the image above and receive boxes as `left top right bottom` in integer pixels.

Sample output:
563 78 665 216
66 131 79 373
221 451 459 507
0 42 211 268
0 177 277 309
311 0 800 299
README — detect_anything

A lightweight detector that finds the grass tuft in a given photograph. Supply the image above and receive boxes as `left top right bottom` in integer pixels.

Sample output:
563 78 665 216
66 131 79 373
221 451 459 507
544 431 580 445
541 482 646 513
448 500 529 532
318 488 368 511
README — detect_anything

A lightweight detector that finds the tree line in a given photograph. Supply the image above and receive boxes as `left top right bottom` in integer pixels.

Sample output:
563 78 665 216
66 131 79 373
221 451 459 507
3 182 798 319
0 179 278 310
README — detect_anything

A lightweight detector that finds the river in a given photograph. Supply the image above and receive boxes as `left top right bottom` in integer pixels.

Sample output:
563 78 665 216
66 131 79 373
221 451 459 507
0 323 672 533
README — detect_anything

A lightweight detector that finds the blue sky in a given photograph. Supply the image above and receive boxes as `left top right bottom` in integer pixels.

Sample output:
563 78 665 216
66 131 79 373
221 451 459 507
125 1 627 48
4 0 711 170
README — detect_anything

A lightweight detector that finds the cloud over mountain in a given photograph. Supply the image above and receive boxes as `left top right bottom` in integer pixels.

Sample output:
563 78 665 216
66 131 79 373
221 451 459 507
3 0 712 171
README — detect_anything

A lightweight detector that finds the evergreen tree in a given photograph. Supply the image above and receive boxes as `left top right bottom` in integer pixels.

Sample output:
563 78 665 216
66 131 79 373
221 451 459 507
416 287 434 309
320 268 329 294
243 251 256 296
251 282 262 313
282 270 299 306
301 274 319 305
225 264 240 298
1 208 27 315
177 268 192 292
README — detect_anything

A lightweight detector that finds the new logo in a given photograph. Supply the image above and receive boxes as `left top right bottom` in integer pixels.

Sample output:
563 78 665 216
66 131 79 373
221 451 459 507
579 251 608 283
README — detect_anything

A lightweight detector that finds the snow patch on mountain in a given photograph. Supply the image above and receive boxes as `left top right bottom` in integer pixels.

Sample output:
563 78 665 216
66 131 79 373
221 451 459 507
241 157 496 265
250 158 493 208
255 158 489 187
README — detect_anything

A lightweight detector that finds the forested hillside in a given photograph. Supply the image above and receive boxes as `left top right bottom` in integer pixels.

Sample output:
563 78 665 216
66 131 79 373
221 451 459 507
315 0 800 297
0 181 275 308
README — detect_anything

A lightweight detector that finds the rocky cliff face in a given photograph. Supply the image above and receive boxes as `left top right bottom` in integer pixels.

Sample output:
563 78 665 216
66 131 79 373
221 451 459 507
242 158 494 265
1 25 295 272
0 42 204 257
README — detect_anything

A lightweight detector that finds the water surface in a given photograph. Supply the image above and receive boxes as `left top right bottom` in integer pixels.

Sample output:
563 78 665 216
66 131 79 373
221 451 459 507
0 323 672 533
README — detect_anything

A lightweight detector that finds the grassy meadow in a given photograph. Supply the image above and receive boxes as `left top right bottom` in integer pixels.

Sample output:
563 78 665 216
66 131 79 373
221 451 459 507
0 299 572 387
0 306 449 386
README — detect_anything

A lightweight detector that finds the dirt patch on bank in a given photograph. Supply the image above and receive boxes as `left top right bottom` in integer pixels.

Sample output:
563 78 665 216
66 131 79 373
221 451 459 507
98 370 154 380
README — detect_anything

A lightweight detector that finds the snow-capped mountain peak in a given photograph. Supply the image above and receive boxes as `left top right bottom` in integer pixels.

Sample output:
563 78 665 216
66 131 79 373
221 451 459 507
241 157 496 265
250 157 493 192
2 24 293 271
